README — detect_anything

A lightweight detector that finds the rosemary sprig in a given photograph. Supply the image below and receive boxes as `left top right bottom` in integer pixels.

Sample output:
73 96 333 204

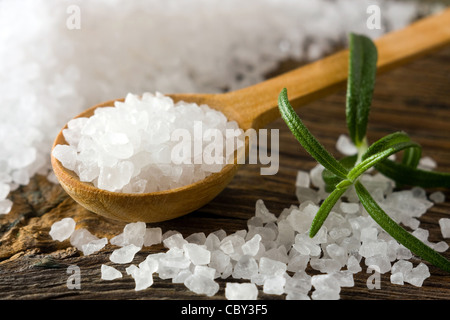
278 33 450 272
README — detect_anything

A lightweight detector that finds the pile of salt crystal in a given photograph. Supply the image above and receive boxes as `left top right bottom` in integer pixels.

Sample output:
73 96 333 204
49 133 449 299
52 92 243 193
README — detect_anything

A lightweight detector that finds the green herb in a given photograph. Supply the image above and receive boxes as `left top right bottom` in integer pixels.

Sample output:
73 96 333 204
278 33 450 272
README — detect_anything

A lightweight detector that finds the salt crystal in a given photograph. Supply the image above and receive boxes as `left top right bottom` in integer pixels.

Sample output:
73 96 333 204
0 199 13 214
295 170 310 188
287 254 309 273
439 218 450 238
284 271 312 296
143 227 162 246
418 156 437 170
346 255 362 273
311 274 340 300
340 202 360 215
259 257 287 276
390 272 404 285
82 237 108 255
225 282 258 300
52 145 77 171
255 199 277 223
101 264 123 281
109 244 141 264
194 265 216 280
184 274 219 297
242 234 262 256
49 218 76 242
336 134 357 156
359 241 387 258
183 243 211 265
232 255 258 280
70 228 99 251
365 255 391 274
172 269 192 284
429 191 445 203
326 244 348 266
163 233 188 249
404 262 430 287
0 182 11 200
185 232 207 245
209 250 231 275
263 275 286 295
123 221 146 247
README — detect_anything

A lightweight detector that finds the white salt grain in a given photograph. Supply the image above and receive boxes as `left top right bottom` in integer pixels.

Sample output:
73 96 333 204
143 227 162 246
439 218 450 239
101 264 123 280
429 191 445 204
336 134 357 156
49 218 76 242
263 275 286 295
109 244 141 264
225 283 258 300
82 237 108 256
183 243 211 265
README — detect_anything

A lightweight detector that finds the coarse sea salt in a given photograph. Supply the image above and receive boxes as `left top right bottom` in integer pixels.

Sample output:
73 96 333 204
52 92 243 193
49 159 448 298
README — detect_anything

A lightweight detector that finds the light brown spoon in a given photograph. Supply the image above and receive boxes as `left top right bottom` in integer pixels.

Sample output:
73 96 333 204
51 9 450 223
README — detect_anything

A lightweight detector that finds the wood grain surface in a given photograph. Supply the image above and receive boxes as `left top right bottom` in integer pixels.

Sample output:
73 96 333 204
0 44 449 301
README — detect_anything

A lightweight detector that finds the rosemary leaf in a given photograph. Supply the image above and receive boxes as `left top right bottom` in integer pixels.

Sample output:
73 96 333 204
376 159 450 188
355 181 450 272
278 88 348 179
309 186 349 237
346 33 378 147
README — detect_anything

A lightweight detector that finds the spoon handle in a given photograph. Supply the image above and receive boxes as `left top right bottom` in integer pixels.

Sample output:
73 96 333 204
225 8 450 131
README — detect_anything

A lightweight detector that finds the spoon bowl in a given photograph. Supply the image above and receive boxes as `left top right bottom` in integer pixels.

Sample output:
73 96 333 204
51 9 450 222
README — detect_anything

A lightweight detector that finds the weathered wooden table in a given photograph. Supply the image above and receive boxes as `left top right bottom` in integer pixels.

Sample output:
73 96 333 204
0 44 449 301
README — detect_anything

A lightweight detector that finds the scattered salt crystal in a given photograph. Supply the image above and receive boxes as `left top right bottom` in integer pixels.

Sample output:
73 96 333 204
336 134 357 156
242 234 262 256
232 255 259 280
311 274 340 300
184 274 219 297
255 199 277 223
263 275 286 295
163 233 188 249
101 264 123 281
225 283 258 300
429 191 445 204
49 218 76 242
186 232 207 245
295 170 310 188
404 262 430 287
365 255 391 274
194 265 216 280
418 156 437 170
0 199 13 215
143 227 162 246
390 272 404 285
183 243 211 265
82 237 108 256
70 228 99 251
259 257 287 276
122 221 146 247
346 255 362 273
340 202 360 214
109 244 141 264
439 218 450 238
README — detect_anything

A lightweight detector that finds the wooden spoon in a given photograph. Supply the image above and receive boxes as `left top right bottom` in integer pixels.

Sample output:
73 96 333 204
51 9 450 223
